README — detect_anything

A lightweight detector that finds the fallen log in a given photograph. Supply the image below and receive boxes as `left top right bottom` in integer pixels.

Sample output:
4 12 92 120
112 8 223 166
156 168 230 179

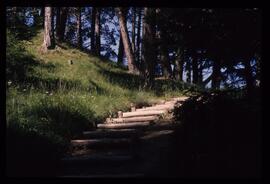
97 121 152 129
136 105 174 111
106 116 158 123
71 138 131 148
83 129 140 139
122 110 166 118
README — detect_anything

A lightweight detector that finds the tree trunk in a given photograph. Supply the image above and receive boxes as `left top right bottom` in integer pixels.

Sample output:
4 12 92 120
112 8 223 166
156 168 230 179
174 47 184 81
243 57 255 98
132 7 136 53
95 8 101 56
91 7 96 53
42 7 55 51
136 8 142 66
160 46 172 79
186 60 191 83
117 10 128 65
56 7 60 37
56 7 68 42
192 53 199 84
142 8 156 88
116 7 137 73
40 7 44 26
117 33 124 65
51 7 55 46
198 60 203 85
77 7 82 49
212 59 221 89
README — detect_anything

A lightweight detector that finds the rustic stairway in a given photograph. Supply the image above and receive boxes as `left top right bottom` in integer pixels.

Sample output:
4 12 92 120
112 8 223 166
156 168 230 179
60 96 188 177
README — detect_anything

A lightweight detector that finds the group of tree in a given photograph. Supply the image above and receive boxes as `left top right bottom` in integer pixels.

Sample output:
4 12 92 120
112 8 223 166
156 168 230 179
6 7 261 95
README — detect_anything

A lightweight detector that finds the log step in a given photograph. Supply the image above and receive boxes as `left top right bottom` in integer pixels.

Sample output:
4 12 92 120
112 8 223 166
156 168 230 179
61 173 144 178
83 129 140 139
122 110 167 118
71 138 131 149
106 116 158 123
136 105 174 111
98 121 152 129
62 153 134 165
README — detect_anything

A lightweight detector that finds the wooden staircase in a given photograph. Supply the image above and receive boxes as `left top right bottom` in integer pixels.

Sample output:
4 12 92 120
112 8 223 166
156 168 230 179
60 96 188 177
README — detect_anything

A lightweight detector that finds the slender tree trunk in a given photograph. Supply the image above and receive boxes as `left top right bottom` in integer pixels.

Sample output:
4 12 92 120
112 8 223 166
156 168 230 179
56 8 61 37
77 7 82 49
174 47 184 81
51 7 55 46
117 9 128 65
91 7 96 53
212 59 221 89
160 46 172 79
198 60 203 85
56 7 68 42
117 32 124 65
192 52 199 84
42 7 55 51
40 7 44 26
95 8 101 56
186 60 191 83
142 8 156 88
136 8 142 65
132 7 136 53
116 7 137 73
244 57 255 98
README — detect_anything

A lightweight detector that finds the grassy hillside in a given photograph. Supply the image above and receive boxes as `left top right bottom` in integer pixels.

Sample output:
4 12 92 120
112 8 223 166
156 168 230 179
6 29 198 175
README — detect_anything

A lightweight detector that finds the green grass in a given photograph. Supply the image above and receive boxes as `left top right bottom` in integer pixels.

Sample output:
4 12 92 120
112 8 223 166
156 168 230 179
6 29 199 175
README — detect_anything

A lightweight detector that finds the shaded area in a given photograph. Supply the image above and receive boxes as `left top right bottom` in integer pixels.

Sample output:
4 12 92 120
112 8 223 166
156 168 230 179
96 65 200 96
171 90 262 178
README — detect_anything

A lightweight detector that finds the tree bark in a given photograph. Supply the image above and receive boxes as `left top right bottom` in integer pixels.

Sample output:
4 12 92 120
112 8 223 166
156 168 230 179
192 53 199 84
198 60 203 85
174 47 184 81
117 10 128 65
91 7 96 53
243 57 255 98
117 32 124 65
186 60 191 83
77 7 82 49
132 7 136 53
95 8 101 56
212 59 221 89
42 7 55 51
136 8 142 65
142 8 156 88
116 7 137 73
56 7 68 42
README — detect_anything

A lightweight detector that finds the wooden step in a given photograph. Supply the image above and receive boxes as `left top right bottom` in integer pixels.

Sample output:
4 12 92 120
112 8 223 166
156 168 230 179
62 153 134 165
172 96 189 101
136 105 174 111
71 138 131 149
61 173 144 178
106 116 158 124
97 121 152 129
83 129 140 139
122 110 167 118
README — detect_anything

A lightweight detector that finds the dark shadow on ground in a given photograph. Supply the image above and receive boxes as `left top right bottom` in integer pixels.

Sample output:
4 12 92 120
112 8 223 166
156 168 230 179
171 90 262 178
6 106 96 177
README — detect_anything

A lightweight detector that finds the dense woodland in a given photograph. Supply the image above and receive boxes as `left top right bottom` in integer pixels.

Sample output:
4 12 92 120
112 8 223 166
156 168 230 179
7 7 261 92
6 7 261 177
